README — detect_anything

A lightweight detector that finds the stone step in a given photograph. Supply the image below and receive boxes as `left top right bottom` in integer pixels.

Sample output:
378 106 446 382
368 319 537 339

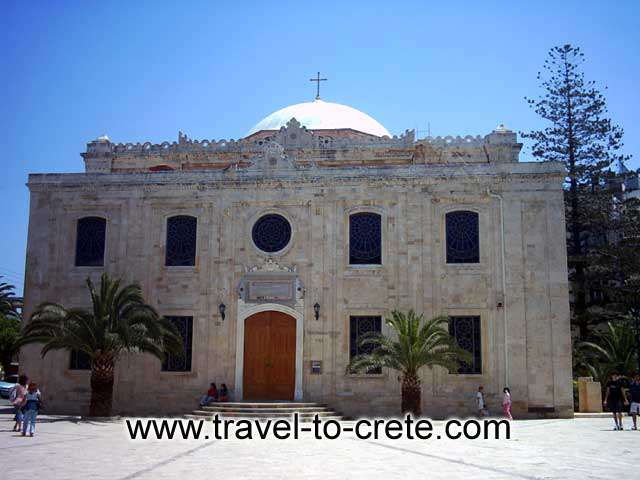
186 413 345 421
190 410 339 418
202 402 327 408
574 412 632 418
200 406 332 413
189 401 343 421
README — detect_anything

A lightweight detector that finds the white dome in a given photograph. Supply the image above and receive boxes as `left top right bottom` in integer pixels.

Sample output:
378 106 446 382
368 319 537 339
248 99 390 137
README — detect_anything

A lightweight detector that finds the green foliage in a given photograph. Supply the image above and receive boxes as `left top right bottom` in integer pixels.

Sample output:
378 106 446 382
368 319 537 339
522 44 627 182
0 314 21 372
575 321 638 384
0 277 22 321
0 277 22 372
346 310 471 377
523 44 631 339
588 197 640 316
18 273 184 363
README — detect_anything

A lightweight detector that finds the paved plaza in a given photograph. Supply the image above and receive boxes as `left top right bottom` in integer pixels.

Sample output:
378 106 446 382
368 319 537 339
1 400 637 480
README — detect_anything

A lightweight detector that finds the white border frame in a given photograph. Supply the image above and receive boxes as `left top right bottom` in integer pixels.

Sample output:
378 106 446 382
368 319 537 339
234 302 304 401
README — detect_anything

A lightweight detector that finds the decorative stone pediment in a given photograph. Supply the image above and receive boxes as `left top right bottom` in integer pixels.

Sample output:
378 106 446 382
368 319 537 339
238 258 303 305
246 257 297 273
254 135 295 173
272 118 316 149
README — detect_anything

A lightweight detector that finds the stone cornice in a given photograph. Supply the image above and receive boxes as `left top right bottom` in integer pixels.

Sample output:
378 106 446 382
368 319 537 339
27 161 565 193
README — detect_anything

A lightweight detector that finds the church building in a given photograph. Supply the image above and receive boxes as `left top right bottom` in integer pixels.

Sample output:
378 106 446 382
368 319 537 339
20 89 574 418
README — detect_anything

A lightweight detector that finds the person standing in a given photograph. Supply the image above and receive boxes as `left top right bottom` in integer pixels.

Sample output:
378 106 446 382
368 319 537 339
502 387 513 420
627 372 640 431
21 382 42 437
603 371 628 430
476 385 489 417
9 374 28 432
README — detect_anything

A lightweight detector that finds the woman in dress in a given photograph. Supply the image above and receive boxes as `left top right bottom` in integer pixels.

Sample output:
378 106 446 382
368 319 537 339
502 387 513 420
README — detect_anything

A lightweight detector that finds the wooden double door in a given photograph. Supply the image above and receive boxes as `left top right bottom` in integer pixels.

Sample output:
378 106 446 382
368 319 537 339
243 311 296 400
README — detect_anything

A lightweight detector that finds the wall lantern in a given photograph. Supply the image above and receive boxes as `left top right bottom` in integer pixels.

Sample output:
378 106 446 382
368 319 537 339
313 302 320 321
218 303 226 321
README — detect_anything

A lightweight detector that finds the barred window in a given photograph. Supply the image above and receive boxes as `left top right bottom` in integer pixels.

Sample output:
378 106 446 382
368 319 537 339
349 316 382 374
162 316 193 372
69 350 91 370
446 211 479 264
349 212 382 265
165 216 197 266
448 316 482 374
75 217 106 267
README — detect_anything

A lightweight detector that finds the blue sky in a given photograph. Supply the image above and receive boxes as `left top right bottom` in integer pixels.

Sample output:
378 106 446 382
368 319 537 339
2 1 639 294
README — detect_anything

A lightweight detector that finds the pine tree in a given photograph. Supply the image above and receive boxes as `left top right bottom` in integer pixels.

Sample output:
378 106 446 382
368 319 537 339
522 44 629 339
589 193 640 372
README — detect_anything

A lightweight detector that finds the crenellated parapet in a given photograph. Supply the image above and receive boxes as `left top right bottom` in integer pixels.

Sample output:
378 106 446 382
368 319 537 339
81 120 522 173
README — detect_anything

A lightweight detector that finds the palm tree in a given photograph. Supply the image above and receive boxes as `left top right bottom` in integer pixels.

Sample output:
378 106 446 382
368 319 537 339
347 310 471 417
577 320 638 384
18 273 183 417
0 277 23 375
0 276 22 320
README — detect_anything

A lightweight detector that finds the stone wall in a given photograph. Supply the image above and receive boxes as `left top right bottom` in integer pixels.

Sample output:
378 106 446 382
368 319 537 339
20 160 573 418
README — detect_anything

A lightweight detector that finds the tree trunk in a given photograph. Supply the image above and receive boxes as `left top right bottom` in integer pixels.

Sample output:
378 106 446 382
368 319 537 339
564 58 588 340
401 373 422 417
89 352 115 417
0 355 12 375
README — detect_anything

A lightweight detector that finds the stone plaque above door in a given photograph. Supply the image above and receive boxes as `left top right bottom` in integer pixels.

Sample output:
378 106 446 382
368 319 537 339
238 258 304 305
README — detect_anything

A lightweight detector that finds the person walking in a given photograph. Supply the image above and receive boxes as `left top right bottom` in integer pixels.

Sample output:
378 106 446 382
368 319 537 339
21 382 42 437
603 371 628 430
9 375 28 432
627 372 640 431
476 385 489 417
502 387 513 420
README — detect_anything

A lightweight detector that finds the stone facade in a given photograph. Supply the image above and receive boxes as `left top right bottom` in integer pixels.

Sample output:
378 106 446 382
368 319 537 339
20 117 573 418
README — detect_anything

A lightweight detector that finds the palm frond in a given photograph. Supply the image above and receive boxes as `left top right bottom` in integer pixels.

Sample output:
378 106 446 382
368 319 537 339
19 273 181 364
347 309 471 378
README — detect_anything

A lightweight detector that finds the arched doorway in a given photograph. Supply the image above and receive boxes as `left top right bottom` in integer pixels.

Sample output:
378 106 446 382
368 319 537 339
243 311 296 400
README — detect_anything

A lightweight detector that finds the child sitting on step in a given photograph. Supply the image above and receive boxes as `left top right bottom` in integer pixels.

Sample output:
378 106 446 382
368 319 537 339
200 383 218 406
219 383 229 402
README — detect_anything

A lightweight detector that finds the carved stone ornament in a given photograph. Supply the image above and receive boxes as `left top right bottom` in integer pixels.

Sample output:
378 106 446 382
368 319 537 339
237 258 304 304
246 257 297 273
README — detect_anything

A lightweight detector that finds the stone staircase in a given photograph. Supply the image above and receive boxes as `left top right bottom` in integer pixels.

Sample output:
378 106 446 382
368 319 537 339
187 401 344 421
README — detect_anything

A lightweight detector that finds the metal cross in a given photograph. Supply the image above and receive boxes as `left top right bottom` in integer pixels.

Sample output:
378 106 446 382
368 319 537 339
309 72 327 100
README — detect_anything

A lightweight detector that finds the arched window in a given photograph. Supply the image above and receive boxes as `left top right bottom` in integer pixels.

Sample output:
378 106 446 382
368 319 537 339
446 211 479 264
75 216 106 267
165 215 197 266
349 212 382 265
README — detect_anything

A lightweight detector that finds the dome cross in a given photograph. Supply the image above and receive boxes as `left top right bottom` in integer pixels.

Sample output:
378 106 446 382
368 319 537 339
309 72 328 100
